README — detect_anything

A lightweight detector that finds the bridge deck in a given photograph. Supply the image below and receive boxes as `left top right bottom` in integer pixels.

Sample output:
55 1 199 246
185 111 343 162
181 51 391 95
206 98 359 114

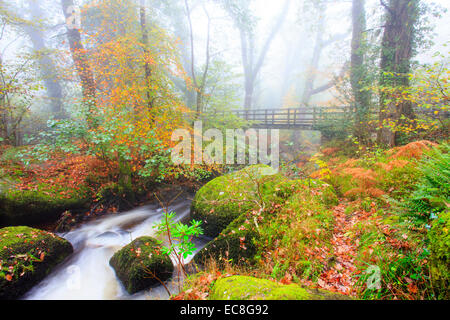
217 107 355 130
214 106 447 130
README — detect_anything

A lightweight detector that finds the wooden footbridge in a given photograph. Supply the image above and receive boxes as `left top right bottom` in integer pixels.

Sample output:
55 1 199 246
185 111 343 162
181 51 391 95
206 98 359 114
214 106 447 130
216 106 357 130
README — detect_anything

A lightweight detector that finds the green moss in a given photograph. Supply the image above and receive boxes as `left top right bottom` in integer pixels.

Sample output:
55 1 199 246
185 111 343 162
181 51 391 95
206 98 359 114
194 211 260 266
274 179 338 208
265 284 312 300
109 236 173 294
191 165 286 237
0 226 73 299
257 180 336 281
96 181 136 210
209 276 351 300
194 175 339 270
0 186 90 227
428 210 449 299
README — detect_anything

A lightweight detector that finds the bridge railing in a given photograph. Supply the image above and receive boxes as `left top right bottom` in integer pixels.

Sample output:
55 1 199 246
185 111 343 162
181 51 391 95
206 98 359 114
217 106 355 128
213 106 448 129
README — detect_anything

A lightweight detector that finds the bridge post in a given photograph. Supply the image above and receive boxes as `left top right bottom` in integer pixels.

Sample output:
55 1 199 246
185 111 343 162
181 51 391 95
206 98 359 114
313 106 316 126
287 108 291 127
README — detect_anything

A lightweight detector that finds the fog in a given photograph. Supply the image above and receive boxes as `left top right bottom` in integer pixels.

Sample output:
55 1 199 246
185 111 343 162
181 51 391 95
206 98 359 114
1 0 449 114
171 0 449 108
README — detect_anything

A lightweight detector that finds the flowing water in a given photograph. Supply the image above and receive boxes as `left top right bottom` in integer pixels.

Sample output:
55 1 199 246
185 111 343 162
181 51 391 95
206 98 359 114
24 199 205 300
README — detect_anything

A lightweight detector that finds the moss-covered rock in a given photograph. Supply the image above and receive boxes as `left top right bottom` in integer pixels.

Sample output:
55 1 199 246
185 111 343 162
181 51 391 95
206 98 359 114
194 210 260 266
273 178 338 208
191 165 286 238
0 226 73 299
210 276 351 300
194 175 339 267
0 188 89 227
109 236 173 294
428 210 449 299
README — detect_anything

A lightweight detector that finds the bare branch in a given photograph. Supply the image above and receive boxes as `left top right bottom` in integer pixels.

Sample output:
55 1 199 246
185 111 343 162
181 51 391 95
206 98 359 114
310 61 350 96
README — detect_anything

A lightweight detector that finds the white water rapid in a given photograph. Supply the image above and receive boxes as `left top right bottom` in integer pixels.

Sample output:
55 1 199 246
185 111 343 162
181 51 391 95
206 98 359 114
24 199 204 300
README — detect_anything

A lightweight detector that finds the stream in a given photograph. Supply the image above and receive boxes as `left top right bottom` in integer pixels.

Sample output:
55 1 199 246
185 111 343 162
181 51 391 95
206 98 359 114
23 198 206 300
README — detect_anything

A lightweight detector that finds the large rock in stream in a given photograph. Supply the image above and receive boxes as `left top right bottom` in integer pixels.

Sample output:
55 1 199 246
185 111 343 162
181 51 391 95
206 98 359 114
0 186 90 227
109 236 174 294
0 226 73 299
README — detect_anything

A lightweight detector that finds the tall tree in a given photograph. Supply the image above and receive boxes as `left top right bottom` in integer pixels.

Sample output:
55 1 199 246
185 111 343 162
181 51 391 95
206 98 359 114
61 0 96 126
152 0 197 108
378 0 420 146
0 2 35 145
222 0 290 110
185 0 211 116
24 0 64 117
351 0 371 141
300 1 348 105
278 31 305 108
139 0 153 109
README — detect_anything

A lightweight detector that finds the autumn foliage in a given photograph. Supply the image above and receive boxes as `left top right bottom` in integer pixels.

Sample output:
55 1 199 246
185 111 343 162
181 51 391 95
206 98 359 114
387 140 438 159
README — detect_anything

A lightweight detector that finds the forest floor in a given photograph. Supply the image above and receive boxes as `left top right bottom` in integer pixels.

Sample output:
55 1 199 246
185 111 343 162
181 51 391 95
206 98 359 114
317 202 357 296
178 140 448 300
0 140 447 300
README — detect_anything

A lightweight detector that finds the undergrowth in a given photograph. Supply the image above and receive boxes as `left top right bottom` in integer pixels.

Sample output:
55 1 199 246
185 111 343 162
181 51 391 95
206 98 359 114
178 140 449 300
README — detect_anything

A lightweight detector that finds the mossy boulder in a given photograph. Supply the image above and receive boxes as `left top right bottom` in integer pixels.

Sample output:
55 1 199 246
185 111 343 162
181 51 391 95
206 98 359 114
210 276 351 300
0 188 89 227
428 210 449 299
273 178 338 208
0 226 73 299
193 175 339 266
191 165 286 237
109 236 174 294
194 210 260 266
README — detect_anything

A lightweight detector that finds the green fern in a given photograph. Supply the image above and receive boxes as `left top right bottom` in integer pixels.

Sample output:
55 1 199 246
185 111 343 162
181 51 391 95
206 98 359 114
406 143 450 225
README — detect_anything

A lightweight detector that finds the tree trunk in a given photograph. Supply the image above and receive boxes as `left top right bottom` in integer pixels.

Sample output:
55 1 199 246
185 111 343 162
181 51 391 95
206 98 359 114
61 0 96 126
244 74 254 111
300 2 348 106
139 0 153 109
25 1 64 118
279 32 307 108
378 0 419 146
238 0 289 111
351 0 371 141
185 0 211 117
301 18 324 105
0 57 8 144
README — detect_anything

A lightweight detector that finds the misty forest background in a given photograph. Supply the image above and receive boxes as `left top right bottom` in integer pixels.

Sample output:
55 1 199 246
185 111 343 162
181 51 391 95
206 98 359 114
0 0 449 300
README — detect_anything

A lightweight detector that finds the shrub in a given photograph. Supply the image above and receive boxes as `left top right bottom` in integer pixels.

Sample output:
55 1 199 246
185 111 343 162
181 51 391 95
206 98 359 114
428 210 449 299
404 143 449 225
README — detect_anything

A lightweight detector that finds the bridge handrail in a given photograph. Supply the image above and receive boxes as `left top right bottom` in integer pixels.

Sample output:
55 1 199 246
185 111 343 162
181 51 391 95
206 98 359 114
211 106 448 129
